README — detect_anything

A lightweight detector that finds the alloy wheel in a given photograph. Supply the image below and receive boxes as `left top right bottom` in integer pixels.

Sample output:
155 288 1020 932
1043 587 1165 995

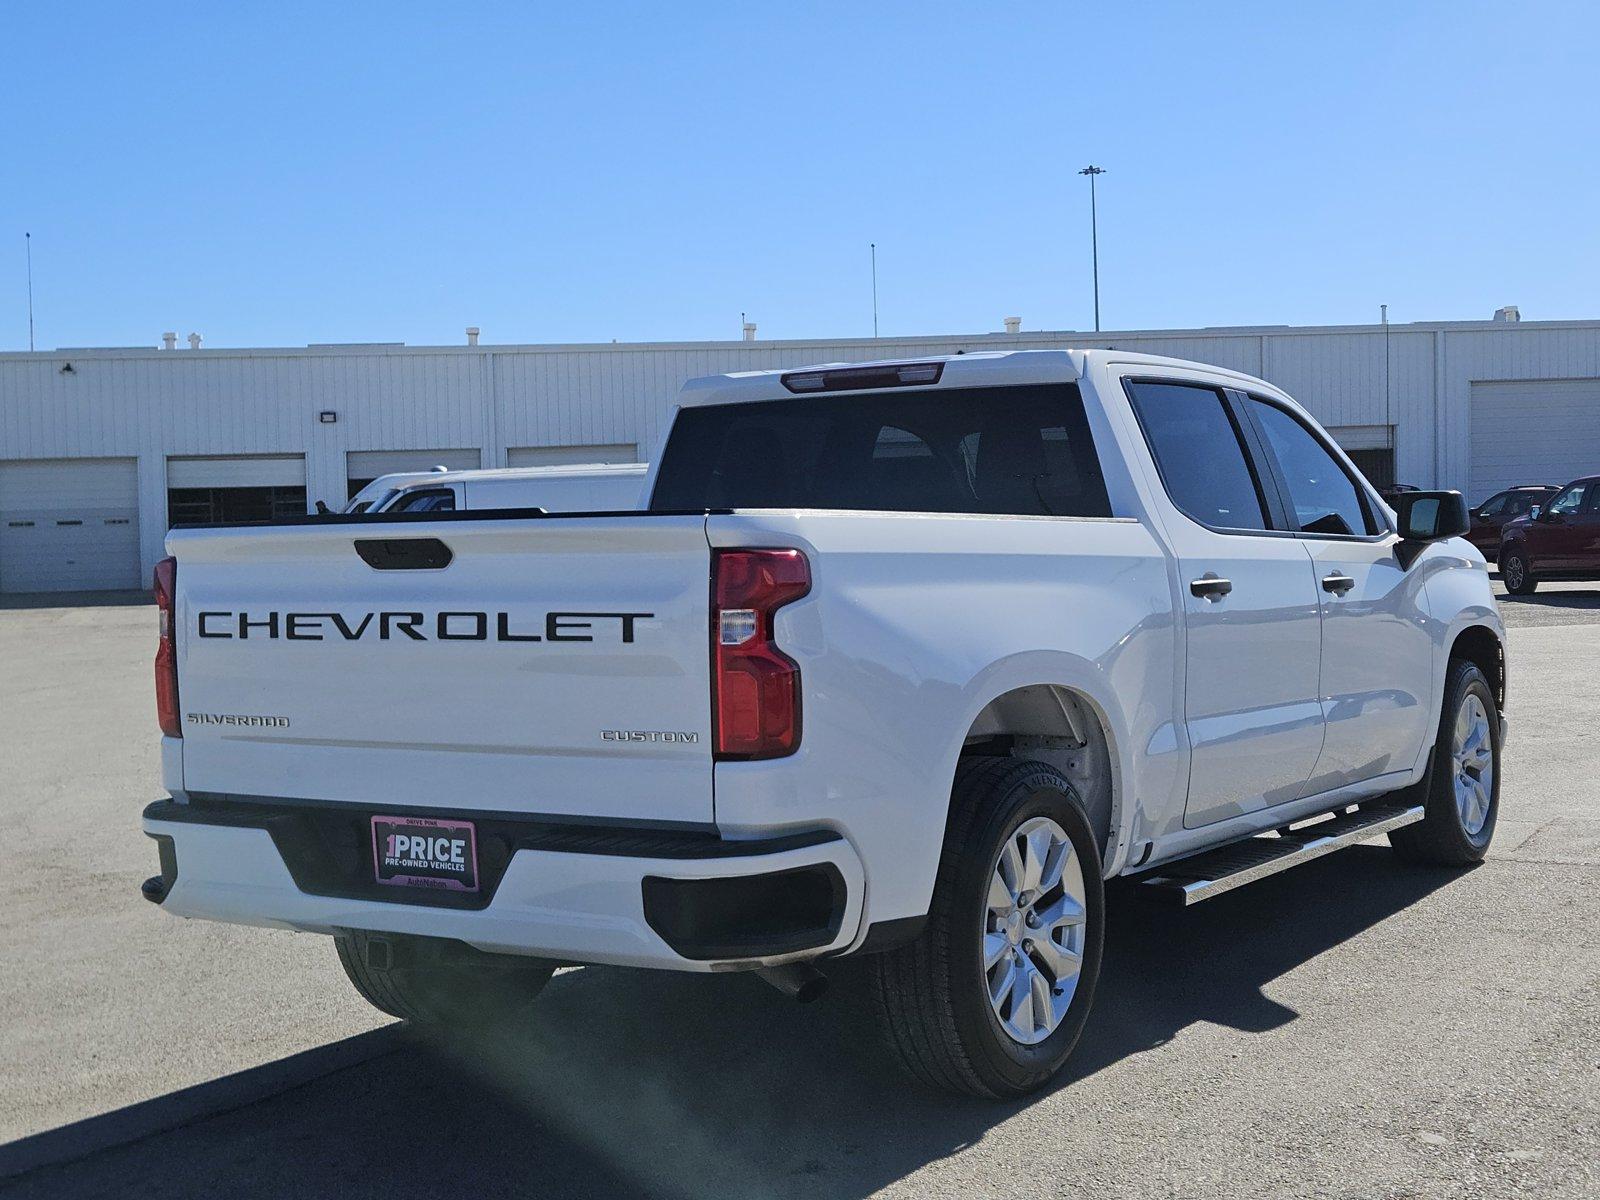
982 815 1088 1045
1504 555 1525 590
1453 692 1494 836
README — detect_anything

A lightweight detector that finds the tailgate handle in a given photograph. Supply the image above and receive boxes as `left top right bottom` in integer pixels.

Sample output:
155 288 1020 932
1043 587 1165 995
353 538 453 570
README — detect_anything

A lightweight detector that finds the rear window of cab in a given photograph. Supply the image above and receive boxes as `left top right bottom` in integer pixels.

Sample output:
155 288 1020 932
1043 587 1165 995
649 384 1112 518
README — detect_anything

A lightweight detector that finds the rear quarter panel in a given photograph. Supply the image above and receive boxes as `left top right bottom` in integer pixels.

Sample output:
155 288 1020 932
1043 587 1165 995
705 509 1182 932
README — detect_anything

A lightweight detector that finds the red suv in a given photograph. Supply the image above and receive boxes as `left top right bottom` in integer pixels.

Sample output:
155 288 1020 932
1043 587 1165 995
1498 475 1600 594
1467 485 1559 560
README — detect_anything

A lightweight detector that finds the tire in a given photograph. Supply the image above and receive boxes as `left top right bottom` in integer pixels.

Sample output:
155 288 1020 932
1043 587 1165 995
1501 547 1537 595
1388 659 1500 866
870 758 1106 1098
334 929 555 1027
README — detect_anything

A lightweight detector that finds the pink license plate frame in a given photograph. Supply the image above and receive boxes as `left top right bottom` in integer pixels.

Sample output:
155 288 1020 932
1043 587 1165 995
370 815 479 893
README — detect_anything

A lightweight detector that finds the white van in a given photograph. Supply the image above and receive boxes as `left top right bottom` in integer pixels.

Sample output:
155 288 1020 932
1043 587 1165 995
378 462 649 514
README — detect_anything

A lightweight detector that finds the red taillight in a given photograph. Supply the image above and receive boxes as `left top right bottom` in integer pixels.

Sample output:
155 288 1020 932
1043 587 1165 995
712 549 810 760
153 556 181 737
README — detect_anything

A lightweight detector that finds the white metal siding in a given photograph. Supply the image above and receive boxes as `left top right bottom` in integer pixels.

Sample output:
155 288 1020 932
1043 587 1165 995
166 455 306 488
347 449 481 479
2 319 1599 590
1469 379 1600 499
507 443 638 467
0 458 140 592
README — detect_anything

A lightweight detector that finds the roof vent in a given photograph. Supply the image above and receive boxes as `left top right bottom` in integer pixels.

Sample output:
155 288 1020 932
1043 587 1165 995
466 326 480 346
1003 316 1021 334
187 332 202 350
162 332 177 350
743 322 757 342
1493 305 1521 323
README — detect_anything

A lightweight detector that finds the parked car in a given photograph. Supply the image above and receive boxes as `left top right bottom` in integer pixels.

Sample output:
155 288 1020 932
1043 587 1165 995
1467 485 1560 560
142 350 1504 1099
378 462 649 514
1498 475 1600 594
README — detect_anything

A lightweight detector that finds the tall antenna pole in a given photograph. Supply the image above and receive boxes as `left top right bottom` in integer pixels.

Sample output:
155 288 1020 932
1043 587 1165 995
870 243 879 338
25 232 35 352
1078 166 1105 332
1382 303 1391 423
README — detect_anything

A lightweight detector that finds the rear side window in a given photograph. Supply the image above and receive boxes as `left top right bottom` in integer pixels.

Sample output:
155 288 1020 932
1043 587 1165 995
1246 399 1377 537
649 384 1111 517
1503 492 1540 517
1125 381 1268 531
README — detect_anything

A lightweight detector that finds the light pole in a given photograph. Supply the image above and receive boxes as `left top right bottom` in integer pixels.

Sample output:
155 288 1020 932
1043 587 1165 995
1078 165 1105 332
25 232 35 352
870 242 879 337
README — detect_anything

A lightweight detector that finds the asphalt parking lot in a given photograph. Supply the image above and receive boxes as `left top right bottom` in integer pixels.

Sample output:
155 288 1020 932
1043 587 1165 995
2 583 1597 1199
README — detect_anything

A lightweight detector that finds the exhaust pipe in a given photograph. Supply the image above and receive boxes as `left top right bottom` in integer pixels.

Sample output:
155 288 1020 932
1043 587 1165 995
756 962 828 1003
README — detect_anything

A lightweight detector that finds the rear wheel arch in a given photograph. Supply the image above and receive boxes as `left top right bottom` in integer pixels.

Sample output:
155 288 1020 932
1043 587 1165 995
957 682 1120 872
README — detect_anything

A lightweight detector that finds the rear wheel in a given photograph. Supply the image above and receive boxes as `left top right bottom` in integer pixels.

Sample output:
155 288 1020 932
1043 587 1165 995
1501 547 1537 595
870 758 1105 1098
334 930 555 1027
1389 659 1500 866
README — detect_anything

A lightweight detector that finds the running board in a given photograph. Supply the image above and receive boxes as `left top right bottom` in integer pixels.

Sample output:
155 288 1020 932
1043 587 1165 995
1138 802 1425 906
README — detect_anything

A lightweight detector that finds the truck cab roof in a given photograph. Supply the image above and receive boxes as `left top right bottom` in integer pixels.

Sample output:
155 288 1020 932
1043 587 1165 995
676 348 1286 410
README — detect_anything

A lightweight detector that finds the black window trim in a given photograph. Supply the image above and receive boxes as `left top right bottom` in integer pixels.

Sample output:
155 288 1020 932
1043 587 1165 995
1120 375 1294 539
1232 390 1395 543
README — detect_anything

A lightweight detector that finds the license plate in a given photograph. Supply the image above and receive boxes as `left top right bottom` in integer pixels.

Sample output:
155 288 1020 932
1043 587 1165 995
371 815 479 893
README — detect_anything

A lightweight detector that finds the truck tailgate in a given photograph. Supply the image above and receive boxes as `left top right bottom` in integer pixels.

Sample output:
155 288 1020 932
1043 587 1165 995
170 515 714 824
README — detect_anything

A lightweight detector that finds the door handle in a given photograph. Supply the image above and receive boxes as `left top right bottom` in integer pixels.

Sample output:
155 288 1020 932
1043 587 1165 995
1190 575 1233 600
1321 573 1356 596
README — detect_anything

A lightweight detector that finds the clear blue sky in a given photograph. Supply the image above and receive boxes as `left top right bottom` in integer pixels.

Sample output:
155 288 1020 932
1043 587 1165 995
7 1 1598 350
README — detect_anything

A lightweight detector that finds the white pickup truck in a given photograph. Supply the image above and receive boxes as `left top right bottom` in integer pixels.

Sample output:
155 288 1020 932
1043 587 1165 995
142 350 1505 1097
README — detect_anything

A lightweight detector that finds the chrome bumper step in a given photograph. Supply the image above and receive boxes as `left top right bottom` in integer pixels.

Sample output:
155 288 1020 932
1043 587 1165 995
1138 802 1426 905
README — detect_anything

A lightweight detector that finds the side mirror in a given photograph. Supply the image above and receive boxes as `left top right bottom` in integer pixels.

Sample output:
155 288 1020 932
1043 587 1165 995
1529 504 1543 521
1393 490 1470 543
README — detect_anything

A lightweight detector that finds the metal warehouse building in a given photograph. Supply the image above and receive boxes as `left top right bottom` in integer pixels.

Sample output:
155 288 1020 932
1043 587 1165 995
3 313 1599 594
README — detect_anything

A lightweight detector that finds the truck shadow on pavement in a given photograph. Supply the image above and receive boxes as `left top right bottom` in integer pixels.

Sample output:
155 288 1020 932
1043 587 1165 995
5 847 1463 1200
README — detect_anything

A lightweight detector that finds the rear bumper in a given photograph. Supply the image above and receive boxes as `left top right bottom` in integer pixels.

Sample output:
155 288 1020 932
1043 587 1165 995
142 799 864 971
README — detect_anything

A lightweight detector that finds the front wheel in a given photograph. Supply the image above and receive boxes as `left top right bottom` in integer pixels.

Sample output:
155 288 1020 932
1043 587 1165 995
334 930 555 1027
1501 547 1537 595
870 758 1105 1098
1389 659 1500 866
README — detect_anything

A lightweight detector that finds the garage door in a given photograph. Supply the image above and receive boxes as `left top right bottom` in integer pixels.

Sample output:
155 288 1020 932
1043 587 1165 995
507 443 637 468
167 455 307 526
1327 425 1396 490
0 458 141 593
1471 379 1600 501
346 449 481 497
